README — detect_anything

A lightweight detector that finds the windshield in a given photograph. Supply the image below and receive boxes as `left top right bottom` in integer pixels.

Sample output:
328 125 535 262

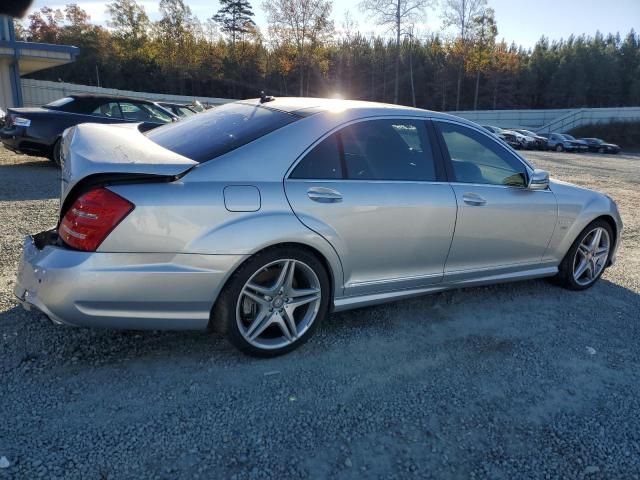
146 102 300 163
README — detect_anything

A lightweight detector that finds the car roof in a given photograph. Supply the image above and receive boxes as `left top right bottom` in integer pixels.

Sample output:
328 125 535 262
68 94 155 105
237 97 457 120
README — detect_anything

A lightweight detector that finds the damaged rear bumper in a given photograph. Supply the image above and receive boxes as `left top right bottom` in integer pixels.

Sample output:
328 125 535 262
14 230 247 330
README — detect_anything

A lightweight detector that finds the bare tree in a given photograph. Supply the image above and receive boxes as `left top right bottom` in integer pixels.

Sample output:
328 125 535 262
441 0 487 109
263 0 334 96
359 0 434 104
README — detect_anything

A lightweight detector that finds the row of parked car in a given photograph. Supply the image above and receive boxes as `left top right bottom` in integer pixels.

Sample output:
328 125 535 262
482 125 621 154
0 95 206 165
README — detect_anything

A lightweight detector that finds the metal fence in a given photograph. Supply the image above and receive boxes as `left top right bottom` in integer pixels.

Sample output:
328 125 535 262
447 107 640 132
20 79 234 108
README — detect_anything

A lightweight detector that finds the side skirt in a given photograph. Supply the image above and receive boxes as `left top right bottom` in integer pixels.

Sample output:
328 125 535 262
333 265 558 312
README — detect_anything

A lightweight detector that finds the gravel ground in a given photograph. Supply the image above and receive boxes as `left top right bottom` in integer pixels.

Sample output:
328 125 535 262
1 147 639 479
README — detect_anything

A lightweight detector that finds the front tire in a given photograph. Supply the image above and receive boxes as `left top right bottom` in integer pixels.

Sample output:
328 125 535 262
555 219 613 290
555 144 564 152
212 246 330 357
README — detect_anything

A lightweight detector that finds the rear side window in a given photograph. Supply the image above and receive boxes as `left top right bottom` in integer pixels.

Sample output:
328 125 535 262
290 133 342 179
341 120 435 181
291 119 437 182
147 103 300 163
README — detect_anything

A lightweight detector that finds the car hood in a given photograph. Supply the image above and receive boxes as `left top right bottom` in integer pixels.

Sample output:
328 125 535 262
60 122 197 204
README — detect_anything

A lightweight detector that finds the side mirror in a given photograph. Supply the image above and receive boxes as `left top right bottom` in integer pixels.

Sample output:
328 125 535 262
528 169 550 190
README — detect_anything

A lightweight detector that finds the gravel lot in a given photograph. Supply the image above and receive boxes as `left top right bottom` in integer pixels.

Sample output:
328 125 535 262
1 147 639 479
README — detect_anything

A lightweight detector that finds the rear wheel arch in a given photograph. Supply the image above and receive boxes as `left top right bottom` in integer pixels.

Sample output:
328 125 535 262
209 241 338 331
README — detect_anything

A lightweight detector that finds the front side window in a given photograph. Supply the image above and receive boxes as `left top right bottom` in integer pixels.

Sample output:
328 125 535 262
92 102 122 118
436 121 527 187
119 102 173 124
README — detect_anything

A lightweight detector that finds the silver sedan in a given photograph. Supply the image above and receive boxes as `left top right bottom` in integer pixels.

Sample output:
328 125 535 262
14 98 623 356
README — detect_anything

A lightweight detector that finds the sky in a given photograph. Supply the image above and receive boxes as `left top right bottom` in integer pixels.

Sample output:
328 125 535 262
34 0 640 49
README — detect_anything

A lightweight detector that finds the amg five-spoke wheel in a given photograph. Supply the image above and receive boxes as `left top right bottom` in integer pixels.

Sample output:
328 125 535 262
556 219 613 290
213 246 330 357
573 227 610 286
238 259 321 350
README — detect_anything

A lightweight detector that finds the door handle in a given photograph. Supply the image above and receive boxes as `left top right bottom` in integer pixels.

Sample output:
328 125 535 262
462 193 487 206
307 187 343 203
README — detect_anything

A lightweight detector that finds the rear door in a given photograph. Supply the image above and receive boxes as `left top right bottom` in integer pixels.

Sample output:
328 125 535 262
284 118 457 296
433 120 557 278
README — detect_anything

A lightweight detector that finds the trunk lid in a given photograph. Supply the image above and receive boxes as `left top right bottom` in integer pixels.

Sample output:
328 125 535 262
60 122 197 204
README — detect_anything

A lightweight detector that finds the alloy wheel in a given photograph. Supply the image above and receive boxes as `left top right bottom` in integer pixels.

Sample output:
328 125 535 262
573 227 610 286
236 259 322 350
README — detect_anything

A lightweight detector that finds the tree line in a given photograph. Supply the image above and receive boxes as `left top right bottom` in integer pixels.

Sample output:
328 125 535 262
16 0 640 111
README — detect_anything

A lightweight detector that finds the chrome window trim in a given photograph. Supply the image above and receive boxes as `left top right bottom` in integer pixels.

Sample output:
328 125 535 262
285 114 436 181
286 178 450 186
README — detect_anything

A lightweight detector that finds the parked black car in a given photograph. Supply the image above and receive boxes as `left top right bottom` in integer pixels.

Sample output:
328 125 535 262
158 102 197 118
0 95 177 166
580 137 621 154
512 129 548 150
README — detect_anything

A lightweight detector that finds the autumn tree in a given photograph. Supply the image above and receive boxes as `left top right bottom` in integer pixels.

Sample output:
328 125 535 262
263 0 334 96
107 0 150 48
467 7 497 109
442 0 487 109
359 0 434 104
212 0 256 47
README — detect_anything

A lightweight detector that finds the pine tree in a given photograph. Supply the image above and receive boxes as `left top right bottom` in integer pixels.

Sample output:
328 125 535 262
212 0 255 47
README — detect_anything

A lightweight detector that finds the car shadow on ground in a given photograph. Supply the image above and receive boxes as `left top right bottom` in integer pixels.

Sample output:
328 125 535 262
0 160 59 201
2 276 638 373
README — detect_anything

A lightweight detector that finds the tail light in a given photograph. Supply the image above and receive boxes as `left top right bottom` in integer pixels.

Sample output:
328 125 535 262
59 188 134 251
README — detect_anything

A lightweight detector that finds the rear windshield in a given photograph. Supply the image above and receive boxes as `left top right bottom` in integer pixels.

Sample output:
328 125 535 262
146 102 300 163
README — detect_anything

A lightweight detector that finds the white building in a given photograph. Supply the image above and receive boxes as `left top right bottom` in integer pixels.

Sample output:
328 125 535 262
0 15 78 110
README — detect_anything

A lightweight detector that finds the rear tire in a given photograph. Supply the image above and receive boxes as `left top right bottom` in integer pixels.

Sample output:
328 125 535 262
50 138 62 167
554 219 613 291
212 246 330 357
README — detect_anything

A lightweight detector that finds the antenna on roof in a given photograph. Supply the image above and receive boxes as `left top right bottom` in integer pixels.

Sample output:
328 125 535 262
260 91 275 103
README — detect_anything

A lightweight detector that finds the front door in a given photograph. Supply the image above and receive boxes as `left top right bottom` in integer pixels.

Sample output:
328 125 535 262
285 118 457 296
433 120 557 277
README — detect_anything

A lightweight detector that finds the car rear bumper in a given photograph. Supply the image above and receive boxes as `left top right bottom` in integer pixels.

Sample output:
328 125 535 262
1 127 51 156
14 233 247 330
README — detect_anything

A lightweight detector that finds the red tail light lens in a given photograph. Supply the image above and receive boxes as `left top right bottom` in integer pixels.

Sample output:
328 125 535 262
59 188 134 251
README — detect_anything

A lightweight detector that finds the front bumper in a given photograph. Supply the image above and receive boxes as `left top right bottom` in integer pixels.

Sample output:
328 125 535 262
14 233 247 330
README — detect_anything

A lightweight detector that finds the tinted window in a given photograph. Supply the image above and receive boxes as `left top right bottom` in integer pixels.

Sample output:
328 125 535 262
436 122 527 187
92 102 122 118
290 134 342 179
147 102 300 163
341 119 436 181
119 102 172 123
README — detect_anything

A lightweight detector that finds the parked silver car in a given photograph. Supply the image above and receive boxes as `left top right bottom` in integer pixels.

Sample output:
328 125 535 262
14 98 623 356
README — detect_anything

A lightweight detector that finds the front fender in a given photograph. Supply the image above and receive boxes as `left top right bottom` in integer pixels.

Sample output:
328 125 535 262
544 180 623 264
